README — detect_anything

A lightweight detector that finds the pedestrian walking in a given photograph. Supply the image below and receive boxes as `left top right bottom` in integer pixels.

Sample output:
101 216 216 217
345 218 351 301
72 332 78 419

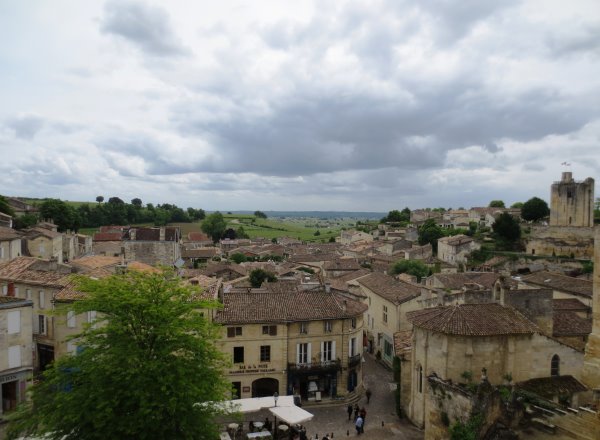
365 388 372 404
347 403 353 421
353 403 360 421
355 416 364 435
360 407 367 431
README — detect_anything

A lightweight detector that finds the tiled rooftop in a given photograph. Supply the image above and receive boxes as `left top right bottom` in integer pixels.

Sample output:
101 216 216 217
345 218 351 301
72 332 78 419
357 272 421 305
553 311 592 336
215 287 367 324
407 303 539 336
0 257 71 287
521 271 592 298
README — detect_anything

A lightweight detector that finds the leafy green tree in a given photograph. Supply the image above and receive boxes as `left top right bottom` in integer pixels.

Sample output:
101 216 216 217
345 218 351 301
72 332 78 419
39 198 78 232
391 260 429 281
489 200 505 208
314 230 321 236
381 208 411 223
13 213 38 229
236 226 249 239
418 219 445 253
248 269 276 288
95 195 104 203
187 208 206 221
230 253 247 264
131 198 143 208
7 270 229 440
0 195 15 217
521 197 550 222
201 212 227 243
510 202 524 209
492 212 521 243
254 210 267 219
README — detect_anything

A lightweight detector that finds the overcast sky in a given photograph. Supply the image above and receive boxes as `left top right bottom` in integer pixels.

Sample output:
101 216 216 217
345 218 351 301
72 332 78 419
1 0 599 212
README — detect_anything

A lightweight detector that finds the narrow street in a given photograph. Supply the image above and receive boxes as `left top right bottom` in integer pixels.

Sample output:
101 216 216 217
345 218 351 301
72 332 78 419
300 353 423 440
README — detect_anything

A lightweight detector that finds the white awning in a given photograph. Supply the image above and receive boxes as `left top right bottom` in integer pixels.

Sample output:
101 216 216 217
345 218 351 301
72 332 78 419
219 395 297 414
269 405 314 425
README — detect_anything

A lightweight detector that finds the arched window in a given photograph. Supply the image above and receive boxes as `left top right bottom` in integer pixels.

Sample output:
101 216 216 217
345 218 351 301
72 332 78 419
551 354 560 376
418 365 423 393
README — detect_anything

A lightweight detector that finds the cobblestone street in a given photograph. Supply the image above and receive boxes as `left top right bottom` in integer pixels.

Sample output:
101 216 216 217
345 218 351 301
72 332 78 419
300 353 423 440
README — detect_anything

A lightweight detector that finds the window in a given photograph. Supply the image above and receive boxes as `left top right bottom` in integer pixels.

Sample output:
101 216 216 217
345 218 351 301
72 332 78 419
383 305 388 324
418 365 423 393
299 322 308 334
8 345 21 369
351 318 357 329
87 310 97 326
233 347 244 364
324 321 333 333
39 243 45 254
349 337 356 357
551 354 560 376
7 310 20 334
39 290 45 309
227 326 242 337
260 345 271 362
38 315 46 335
67 311 76 328
0 246 3 259
67 341 77 354
322 341 334 362
262 325 277 336
297 342 310 364
384 339 393 357
26 289 32 300
232 382 242 399
1 284 6 295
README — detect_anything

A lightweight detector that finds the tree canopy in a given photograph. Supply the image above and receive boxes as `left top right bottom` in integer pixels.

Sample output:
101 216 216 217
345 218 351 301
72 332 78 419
492 212 521 245
254 210 267 219
510 202 524 209
390 259 430 281
381 208 411 223
8 270 230 440
489 200 505 208
201 212 227 243
0 195 15 217
521 197 550 222
249 268 277 288
418 219 446 253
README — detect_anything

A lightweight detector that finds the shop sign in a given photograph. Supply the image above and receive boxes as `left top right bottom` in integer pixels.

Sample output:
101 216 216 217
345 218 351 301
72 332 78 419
228 363 276 375
0 374 18 384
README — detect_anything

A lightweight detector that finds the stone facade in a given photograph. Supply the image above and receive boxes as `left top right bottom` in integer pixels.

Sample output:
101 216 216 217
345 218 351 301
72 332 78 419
525 225 594 258
122 240 181 267
582 227 600 394
0 296 33 418
550 172 594 227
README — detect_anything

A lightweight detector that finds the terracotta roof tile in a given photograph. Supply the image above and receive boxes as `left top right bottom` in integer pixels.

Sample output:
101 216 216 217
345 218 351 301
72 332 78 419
522 271 592 298
0 296 33 309
93 232 123 241
215 287 367 324
553 311 592 336
323 259 362 271
0 257 71 287
187 232 211 242
0 226 21 241
406 303 539 336
357 272 421 305
394 330 412 357
553 298 590 311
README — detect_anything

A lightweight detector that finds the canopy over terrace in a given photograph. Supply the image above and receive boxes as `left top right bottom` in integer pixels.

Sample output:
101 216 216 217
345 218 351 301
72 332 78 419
218 395 314 425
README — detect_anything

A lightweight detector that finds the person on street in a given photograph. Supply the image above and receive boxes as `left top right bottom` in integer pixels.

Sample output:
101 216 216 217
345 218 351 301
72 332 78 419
365 388 372 404
355 415 364 435
360 407 367 431
353 403 360 421
347 403 353 421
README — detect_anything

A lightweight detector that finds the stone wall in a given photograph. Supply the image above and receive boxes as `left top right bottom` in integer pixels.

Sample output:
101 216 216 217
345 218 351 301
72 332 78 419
582 226 600 392
526 225 594 258
550 173 594 227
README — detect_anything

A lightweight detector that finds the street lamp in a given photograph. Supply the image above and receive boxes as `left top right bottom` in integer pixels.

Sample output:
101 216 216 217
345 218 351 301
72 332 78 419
273 391 279 407
273 392 279 439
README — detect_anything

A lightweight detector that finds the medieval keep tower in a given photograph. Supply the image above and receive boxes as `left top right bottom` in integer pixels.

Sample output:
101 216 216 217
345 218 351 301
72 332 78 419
550 172 594 227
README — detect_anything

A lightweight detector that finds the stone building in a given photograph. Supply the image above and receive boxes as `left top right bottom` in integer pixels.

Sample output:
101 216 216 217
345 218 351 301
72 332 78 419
526 172 595 258
0 227 22 263
0 296 33 419
214 284 366 403
356 272 424 366
550 172 594 227
437 234 480 265
582 227 600 399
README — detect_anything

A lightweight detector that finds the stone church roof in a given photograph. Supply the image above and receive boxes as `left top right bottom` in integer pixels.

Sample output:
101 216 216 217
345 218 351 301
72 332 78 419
406 303 539 336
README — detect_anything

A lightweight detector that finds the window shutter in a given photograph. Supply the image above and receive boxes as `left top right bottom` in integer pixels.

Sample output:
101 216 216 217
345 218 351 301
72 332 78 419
33 314 39 334
307 342 312 365
320 341 324 363
349 338 352 357
296 344 301 364
7 310 20 334
332 340 336 360
8 345 21 368
67 311 76 328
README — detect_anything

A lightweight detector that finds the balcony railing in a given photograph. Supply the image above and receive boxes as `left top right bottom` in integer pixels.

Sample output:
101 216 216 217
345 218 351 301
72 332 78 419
348 354 361 368
288 359 341 373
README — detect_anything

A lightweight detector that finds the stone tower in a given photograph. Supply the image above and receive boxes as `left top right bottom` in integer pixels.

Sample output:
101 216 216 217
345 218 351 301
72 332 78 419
582 226 600 396
550 172 594 227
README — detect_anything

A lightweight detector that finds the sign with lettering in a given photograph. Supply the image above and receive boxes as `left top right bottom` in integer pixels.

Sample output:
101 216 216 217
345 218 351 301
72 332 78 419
228 364 277 375
0 374 18 384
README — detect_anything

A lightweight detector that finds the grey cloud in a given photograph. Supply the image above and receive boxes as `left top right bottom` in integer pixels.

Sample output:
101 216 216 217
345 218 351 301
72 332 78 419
547 24 600 57
5 115 45 139
100 0 189 57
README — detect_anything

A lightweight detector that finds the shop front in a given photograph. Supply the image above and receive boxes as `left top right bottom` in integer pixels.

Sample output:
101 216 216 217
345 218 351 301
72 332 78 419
0 369 31 417
287 360 340 401
226 362 285 400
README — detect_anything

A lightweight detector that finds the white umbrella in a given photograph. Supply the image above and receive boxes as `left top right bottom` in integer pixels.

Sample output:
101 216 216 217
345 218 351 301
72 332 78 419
269 406 313 425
